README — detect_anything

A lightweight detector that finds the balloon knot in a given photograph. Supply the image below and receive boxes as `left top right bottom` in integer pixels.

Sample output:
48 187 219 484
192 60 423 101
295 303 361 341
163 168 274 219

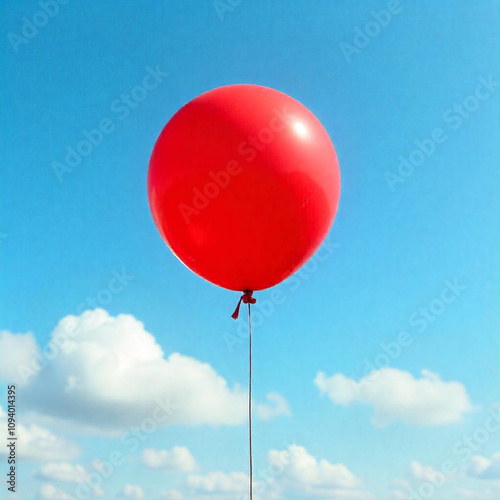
231 290 256 320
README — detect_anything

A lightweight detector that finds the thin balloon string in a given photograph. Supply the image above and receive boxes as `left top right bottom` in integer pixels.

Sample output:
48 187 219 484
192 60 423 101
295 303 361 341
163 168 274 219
248 302 253 500
231 291 256 499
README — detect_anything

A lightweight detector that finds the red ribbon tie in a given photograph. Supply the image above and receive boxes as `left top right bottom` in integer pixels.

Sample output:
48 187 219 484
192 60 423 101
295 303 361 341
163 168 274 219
231 290 256 319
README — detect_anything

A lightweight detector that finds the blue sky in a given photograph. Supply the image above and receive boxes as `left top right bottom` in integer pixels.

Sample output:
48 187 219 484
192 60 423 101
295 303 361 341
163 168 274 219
1 1 499 499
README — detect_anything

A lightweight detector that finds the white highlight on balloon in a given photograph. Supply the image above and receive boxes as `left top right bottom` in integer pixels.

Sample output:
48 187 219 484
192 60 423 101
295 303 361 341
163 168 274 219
292 121 309 138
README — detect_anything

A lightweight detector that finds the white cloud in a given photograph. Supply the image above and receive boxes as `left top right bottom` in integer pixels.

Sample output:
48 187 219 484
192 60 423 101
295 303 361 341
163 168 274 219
172 445 370 499
257 392 291 421
40 483 71 500
142 447 197 472
409 461 448 483
35 462 88 483
315 368 474 426
92 486 104 497
391 479 412 500
390 461 454 500
119 485 145 499
18 424 81 462
460 485 500 500
391 453 500 500
0 330 39 384
467 453 500 480
160 491 184 500
266 444 371 499
0 408 81 461
39 480 103 498
1 309 285 433
185 471 249 495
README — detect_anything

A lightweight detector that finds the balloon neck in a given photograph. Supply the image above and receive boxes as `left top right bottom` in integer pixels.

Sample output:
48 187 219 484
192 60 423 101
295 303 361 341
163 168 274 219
231 290 256 320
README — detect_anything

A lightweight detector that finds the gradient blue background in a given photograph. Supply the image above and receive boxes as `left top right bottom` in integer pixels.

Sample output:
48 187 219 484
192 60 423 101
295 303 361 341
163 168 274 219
1 1 499 498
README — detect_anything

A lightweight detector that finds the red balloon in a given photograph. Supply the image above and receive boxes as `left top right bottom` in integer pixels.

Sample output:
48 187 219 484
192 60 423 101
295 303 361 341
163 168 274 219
148 85 341 291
